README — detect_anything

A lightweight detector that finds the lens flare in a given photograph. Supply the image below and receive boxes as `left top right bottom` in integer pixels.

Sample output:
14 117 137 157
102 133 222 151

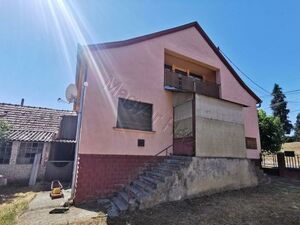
33 0 117 116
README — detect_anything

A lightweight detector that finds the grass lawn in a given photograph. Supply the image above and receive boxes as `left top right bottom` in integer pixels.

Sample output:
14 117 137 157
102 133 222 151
107 177 300 225
0 186 36 225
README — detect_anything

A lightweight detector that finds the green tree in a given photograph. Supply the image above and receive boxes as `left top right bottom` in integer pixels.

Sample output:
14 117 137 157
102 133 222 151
271 83 293 134
258 109 284 153
294 113 300 141
0 119 10 142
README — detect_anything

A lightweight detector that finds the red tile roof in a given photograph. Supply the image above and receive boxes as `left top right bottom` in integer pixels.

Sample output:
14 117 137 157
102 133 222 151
0 103 76 142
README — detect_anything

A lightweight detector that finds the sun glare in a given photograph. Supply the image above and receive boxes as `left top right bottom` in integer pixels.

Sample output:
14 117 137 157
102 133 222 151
33 0 117 116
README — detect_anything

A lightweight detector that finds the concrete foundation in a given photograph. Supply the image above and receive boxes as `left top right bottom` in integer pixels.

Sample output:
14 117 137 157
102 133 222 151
140 156 258 209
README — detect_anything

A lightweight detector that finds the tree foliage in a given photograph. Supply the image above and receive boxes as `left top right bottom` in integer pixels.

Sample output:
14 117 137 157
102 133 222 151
271 83 293 134
258 109 284 153
294 113 300 141
0 119 10 142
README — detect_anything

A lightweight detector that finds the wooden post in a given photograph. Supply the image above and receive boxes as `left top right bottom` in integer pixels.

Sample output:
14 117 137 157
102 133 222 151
277 152 286 177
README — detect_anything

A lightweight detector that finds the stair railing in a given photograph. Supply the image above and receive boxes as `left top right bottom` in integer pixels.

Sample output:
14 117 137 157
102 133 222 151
126 144 173 203
155 144 173 156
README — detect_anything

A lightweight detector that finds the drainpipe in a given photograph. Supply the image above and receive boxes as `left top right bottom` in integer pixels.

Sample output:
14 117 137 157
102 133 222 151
70 66 88 201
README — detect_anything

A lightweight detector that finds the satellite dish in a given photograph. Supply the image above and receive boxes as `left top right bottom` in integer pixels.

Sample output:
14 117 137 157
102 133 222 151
65 84 78 103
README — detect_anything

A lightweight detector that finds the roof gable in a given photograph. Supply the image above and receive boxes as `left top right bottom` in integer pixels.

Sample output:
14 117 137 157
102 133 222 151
87 22 261 103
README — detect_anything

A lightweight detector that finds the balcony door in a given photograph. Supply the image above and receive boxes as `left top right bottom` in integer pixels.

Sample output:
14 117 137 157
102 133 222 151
172 94 195 156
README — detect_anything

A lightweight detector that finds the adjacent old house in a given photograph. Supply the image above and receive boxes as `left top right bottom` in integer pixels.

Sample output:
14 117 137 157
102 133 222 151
0 102 77 184
72 21 262 214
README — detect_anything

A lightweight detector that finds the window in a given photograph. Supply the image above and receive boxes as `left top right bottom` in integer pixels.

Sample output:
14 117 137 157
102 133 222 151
0 142 12 164
173 65 188 77
116 98 153 131
17 142 43 164
189 72 203 81
245 137 257 149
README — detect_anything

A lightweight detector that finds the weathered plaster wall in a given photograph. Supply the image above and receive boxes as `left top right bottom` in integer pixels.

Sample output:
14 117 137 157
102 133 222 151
170 157 258 198
0 164 46 184
195 95 246 158
79 26 260 158
140 157 258 209
0 141 50 183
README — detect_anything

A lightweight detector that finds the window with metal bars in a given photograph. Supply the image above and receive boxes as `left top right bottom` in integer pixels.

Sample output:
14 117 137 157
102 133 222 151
17 142 43 164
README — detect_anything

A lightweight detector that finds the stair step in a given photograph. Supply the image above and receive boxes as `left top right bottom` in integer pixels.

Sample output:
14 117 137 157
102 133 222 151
105 200 120 218
152 167 173 176
112 196 128 212
139 175 158 188
97 198 111 209
159 163 182 170
125 184 147 199
118 190 135 204
145 171 165 181
133 180 155 193
140 174 162 185
165 158 189 165
169 155 193 161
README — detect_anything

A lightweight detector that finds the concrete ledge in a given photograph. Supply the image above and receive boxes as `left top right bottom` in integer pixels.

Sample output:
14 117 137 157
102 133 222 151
140 156 258 209
0 164 45 184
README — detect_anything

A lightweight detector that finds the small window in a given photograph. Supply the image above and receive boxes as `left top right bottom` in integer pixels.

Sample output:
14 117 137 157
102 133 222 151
117 98 153 131
245 137 257 149
137 139 145 147
189 72 203 81
17 142 43 164
174 69 188 76
0 142 12 164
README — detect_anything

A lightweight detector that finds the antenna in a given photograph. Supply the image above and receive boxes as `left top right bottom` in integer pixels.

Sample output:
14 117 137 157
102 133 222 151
65 84 78 103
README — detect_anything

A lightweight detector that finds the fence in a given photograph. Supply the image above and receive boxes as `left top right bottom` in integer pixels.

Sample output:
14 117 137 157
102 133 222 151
261 154 278 168
285 155 300 168
261 152 300 169
261 152 300 180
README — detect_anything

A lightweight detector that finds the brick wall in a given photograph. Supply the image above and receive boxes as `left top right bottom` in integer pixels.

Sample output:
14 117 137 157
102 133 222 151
74 154 164 203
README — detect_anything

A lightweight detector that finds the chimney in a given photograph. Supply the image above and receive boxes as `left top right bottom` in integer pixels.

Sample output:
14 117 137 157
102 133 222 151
21 98 24 106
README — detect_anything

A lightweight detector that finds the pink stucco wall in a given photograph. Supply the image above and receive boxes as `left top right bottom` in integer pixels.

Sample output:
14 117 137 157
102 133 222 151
79 27 261 159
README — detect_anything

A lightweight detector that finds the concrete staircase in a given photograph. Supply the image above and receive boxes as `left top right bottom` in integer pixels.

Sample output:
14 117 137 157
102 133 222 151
98 155 192 218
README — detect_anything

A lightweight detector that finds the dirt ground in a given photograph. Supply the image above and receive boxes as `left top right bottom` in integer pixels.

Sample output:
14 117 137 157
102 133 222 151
109 177 300 225
3 176 300 225
0 186 36 225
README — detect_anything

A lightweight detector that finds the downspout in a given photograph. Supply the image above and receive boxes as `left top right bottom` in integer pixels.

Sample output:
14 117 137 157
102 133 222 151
70 63 88 202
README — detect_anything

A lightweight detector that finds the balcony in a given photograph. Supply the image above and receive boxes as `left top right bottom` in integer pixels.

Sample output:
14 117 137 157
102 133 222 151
164 70 220 98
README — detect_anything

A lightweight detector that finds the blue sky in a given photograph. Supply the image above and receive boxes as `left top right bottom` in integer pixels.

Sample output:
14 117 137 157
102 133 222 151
0 0 300 124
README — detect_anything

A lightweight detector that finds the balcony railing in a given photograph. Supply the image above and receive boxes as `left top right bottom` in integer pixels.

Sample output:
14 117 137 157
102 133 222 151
164 70 220 98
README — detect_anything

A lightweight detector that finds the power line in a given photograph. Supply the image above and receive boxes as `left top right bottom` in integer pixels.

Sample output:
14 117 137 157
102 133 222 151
267 101 297 109
219 48 271 95
260 89 300 98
